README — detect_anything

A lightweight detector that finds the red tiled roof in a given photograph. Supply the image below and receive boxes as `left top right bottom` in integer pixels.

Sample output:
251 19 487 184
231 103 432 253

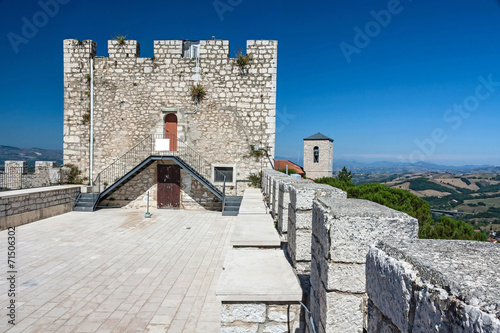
274 160 305 175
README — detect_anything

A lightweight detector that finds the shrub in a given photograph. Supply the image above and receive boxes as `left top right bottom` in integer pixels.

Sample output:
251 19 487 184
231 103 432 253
190 84 206 102
277 168 297 175
64 164 83 184
248 172 262 188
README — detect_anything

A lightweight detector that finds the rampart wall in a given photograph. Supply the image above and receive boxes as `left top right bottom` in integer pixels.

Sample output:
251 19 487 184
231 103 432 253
261 169 497 333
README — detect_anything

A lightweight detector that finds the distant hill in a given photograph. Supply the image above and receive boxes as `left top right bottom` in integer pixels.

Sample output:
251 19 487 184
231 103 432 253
275 156 500 174
0 145 63 167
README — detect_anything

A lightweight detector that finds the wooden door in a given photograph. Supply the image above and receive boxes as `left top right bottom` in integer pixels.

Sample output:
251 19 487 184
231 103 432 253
157 165 180 208
164 113 177 151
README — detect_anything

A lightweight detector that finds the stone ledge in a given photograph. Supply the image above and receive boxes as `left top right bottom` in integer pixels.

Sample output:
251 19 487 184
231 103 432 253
372 239 500 320
230 214 280 248
0 185 82 199
216 249 302 302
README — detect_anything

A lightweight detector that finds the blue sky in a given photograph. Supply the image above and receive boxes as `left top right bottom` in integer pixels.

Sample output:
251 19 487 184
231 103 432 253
1 0 500 166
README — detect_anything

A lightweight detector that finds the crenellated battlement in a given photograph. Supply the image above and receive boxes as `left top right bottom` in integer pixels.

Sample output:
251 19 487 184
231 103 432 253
108 40 140 58
64 38 277 60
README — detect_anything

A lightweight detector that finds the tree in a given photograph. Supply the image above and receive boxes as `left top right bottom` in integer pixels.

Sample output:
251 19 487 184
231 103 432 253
337 166 353 182
315 179 487 242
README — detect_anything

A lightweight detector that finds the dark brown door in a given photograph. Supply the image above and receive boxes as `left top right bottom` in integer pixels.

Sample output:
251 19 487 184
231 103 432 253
164 113 177 151
157 165 180 208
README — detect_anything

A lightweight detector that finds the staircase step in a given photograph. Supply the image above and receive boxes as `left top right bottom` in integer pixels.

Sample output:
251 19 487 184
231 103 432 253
73 206 94 212
223 206 240 212
75 202 94 207
222 211 239 216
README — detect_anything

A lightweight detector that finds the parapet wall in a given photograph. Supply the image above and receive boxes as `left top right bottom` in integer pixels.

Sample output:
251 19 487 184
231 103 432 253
262 169 498 333
367 239 500 333
0 185 81 230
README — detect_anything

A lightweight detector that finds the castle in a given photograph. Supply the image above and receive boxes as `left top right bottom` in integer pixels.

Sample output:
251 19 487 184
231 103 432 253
63 38 277 210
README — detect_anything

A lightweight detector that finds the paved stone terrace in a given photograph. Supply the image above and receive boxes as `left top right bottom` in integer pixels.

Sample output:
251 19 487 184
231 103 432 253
0 208 234 332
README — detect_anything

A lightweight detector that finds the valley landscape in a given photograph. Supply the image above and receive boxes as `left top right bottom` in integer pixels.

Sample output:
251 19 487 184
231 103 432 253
352 170 500 238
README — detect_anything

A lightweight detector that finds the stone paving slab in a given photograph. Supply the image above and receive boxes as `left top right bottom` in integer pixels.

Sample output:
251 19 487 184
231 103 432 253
216 249 302 302
0 208 234 332
230 214 280 248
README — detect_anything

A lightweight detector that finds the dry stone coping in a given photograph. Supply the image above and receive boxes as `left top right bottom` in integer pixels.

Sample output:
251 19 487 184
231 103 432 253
371 239 500 320
230 214 280 248
0 185 83 199
216 249 302 302
314 197 418 263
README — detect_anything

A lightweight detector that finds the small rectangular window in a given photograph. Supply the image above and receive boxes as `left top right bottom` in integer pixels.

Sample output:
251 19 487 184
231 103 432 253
183 41 200 58
214 167 233 183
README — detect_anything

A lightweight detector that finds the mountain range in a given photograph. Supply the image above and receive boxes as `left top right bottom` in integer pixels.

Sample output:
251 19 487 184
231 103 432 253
0 145 63 167
275 156 500 174
0 146 498 174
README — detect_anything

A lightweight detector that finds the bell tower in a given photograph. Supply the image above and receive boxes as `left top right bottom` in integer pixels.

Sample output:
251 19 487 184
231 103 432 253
303 132 333 179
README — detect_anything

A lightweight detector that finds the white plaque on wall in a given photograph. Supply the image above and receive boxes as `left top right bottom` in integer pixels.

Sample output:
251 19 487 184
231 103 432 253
155 139 170 151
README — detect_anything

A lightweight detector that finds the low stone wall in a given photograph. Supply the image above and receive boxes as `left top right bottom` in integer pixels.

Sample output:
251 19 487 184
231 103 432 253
221 302 301 333
367 239 500 333
310 197 418 332
262 168 496 333
277 176 304 236
1 161 67 190
288 182 346 294
0 185 81 230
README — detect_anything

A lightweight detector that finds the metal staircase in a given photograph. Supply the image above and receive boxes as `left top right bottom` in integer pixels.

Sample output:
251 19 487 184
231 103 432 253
222 196 242 216
73 134 232 214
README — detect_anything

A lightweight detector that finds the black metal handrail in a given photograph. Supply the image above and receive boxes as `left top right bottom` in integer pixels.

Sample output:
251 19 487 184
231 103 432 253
92 134 227 209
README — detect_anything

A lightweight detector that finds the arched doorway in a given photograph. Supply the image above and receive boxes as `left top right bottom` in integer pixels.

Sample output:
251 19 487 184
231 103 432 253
164 113 177 151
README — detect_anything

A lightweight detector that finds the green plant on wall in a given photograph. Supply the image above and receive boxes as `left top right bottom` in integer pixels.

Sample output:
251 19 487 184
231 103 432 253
248 171 262 188
114 34 128 45
64 164 83 184
82 113 90 125
190 84 207 103
235 47 252 75
245 145 264 161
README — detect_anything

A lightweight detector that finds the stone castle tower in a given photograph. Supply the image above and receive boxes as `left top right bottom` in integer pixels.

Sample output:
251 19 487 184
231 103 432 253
303 132 333 179
63 38 277 209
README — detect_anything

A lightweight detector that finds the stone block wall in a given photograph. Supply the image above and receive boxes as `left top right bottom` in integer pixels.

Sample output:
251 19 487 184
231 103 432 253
367 239 500 333
1 161 63 190
63 38 277 189
277 176 304 236
0 186 81 230
310 197 418 333
262 168 496 333
221 303 301 333
288 182 346 293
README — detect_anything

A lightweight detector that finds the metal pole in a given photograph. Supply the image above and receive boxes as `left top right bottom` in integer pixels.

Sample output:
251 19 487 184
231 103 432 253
90 55 94 186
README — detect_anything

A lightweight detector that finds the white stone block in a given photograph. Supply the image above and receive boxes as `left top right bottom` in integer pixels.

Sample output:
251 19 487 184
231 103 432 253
221 303 266 323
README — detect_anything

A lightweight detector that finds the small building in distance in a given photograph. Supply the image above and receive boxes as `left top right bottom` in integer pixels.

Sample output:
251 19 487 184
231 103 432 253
303 132 333 179
274 159 305 177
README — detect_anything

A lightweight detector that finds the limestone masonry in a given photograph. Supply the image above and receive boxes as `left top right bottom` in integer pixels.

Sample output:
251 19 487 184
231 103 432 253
63 38 277 208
